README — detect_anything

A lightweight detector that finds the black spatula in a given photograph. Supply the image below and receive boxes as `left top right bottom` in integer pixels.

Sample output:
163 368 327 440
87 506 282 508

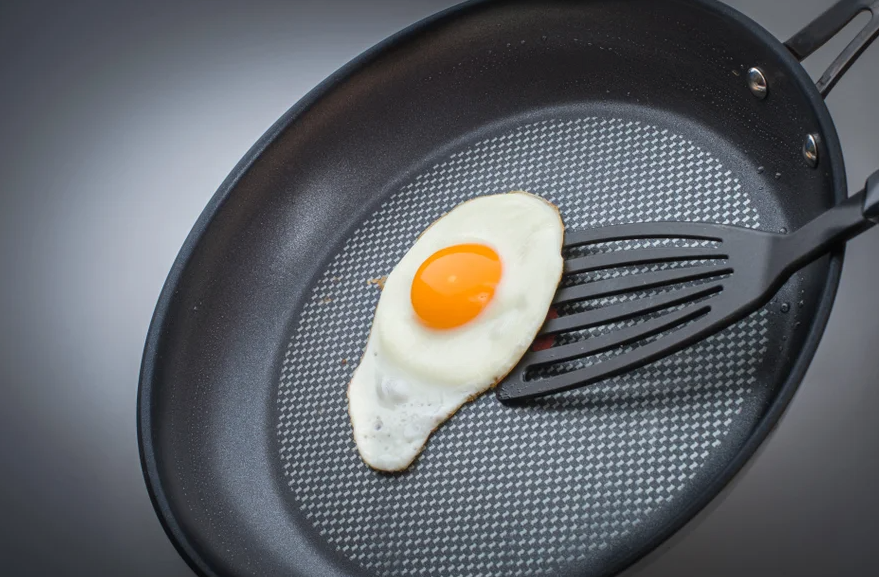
497 171 879 402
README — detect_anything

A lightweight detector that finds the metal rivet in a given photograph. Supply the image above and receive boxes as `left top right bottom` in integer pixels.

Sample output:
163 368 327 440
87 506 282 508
747 67 768 99
803 134 819 168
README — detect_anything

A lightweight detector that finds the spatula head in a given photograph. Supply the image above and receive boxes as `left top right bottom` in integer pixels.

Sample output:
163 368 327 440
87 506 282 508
497 221 783 402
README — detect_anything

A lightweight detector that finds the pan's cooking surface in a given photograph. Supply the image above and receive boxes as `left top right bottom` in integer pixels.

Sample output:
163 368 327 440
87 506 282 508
277 110 800 576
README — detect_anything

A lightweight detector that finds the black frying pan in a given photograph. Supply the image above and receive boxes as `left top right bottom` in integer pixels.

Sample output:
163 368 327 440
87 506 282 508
138 1 879 576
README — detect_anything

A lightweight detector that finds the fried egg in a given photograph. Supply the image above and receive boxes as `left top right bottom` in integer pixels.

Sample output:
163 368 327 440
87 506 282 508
348 192 564 471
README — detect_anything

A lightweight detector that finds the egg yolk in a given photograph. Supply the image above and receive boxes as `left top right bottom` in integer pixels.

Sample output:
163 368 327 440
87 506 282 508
411 244 502 329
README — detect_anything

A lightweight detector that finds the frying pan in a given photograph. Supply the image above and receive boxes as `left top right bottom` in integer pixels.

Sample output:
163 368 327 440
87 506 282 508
138 1 879 576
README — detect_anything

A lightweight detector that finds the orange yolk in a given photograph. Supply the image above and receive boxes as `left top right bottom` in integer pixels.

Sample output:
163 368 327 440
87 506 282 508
410 244 502 329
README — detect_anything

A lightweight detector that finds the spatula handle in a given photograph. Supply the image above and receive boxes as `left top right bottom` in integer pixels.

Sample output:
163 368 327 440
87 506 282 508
780 170 879 273
864 169 879 222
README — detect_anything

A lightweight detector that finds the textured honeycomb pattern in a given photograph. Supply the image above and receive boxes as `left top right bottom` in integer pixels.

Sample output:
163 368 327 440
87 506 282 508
277 117 769 577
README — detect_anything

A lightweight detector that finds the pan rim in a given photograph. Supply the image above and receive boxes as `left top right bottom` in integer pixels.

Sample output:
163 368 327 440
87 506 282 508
136 1 848 576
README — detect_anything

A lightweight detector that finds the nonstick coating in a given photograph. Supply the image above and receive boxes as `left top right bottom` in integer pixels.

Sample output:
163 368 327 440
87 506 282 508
138 1 848 577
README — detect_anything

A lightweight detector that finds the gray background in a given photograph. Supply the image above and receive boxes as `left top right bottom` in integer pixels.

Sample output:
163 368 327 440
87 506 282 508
0 0 876 576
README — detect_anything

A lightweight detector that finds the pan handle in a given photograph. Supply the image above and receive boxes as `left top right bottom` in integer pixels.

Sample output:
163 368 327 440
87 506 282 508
784 0 879 97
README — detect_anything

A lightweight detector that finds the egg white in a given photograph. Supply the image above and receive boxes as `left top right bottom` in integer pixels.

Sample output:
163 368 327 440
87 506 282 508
348 192 564 472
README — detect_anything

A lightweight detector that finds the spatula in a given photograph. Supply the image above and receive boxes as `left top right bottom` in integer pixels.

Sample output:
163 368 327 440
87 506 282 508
496 171 879 402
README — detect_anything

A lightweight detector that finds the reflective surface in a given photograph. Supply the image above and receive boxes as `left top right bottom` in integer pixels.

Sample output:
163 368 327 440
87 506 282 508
747 67 769 98
804 133 821 167
0 1 877 575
